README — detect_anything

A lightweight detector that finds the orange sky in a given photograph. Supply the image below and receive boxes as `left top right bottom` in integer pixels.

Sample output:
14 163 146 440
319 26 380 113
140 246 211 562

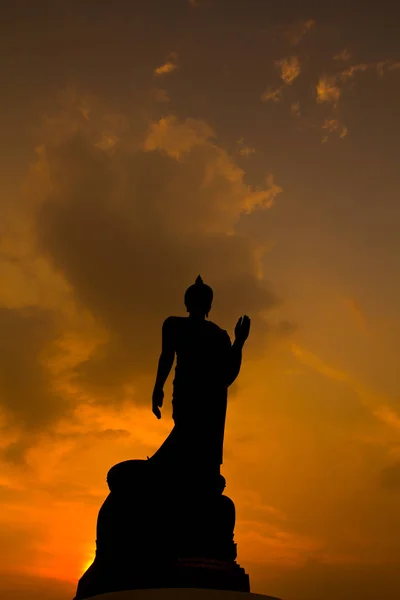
1 2 400 599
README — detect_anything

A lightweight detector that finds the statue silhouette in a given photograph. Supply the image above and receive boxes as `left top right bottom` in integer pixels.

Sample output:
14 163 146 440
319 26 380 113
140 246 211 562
74 276 251 599
150 276 250 479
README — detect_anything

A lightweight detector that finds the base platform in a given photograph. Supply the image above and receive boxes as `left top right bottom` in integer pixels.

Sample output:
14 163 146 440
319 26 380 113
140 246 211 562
86 588 281 600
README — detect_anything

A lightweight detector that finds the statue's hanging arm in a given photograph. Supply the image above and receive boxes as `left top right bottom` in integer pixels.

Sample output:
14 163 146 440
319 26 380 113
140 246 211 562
152 317 175 420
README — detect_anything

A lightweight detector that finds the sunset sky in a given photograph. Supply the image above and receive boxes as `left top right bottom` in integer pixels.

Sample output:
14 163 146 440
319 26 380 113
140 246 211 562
1 2 400 599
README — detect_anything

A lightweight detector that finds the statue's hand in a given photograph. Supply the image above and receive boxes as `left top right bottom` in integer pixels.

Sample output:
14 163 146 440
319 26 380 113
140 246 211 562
234 315 251 346
152 387 164 420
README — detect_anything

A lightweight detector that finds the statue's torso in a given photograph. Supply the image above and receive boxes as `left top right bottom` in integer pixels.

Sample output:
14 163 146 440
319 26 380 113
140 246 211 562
164 316 232 466
168 317 231 395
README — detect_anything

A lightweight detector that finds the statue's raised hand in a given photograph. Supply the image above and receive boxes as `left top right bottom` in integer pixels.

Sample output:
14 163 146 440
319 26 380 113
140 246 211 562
152 387 164 419
234 315 251 346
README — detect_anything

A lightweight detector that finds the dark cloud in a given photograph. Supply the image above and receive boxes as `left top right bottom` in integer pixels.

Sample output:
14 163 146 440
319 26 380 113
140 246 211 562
0 572 74 600
0 307 68 430
2 438 35 464
0 521 46 572
380 461 400 491
34 113 282 403
251 557 400 600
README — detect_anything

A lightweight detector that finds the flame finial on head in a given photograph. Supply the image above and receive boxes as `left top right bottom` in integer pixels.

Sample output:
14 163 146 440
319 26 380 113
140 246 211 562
195 275 204 285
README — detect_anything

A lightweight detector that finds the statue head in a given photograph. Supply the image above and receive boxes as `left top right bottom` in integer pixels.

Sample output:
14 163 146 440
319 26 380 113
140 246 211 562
184 275 213 318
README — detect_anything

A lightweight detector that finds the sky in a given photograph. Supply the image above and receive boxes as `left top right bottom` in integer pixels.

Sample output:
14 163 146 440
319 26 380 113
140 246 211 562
1 1 400 599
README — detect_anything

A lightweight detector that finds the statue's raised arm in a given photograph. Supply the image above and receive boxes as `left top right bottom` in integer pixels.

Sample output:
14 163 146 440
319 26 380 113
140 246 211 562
225 315 251 387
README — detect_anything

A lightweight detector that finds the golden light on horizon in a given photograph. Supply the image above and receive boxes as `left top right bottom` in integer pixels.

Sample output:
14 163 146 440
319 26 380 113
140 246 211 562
82 552 96 577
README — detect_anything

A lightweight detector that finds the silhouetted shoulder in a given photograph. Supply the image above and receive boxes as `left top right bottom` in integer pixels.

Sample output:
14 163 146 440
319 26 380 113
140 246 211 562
162 316 183 342
206 320 220 329
207 321 231 344
162 316 184 329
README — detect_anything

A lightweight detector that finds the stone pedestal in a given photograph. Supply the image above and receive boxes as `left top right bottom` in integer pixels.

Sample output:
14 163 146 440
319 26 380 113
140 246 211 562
83 588 281 600
75 557 250 599
74 460 252 600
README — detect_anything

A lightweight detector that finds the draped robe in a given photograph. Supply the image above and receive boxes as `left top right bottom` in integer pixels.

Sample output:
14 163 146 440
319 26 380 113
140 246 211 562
150 316 233 474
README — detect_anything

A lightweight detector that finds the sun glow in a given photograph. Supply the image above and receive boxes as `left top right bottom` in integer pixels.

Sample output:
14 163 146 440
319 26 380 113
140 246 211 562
82 550 96 575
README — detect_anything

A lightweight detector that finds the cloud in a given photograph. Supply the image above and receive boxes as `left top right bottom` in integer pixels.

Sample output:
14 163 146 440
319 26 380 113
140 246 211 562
261 86 283 103
261 44 400 143
321 118 348 143
316 75 341 105
154 54 178 76
16 96 283 409
143 115 215 158
380 461 400 491
386 60 400 72
261 57 300 106
0 520 46 572
0 307 69 432
153 88 170 103
284 19 316 46
262 557 400 600
290 101 301 117
154 61 177 76
291 344 400 433
275 56 301 85
343 297 368 333
338 60 400 82
373 406 400 431
0 572 74 600
333 49 352 62
236 519 321 567
339 63 369 82
314 58 400 139
0 84 289 472
317 59 400 106
236 138 256 157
